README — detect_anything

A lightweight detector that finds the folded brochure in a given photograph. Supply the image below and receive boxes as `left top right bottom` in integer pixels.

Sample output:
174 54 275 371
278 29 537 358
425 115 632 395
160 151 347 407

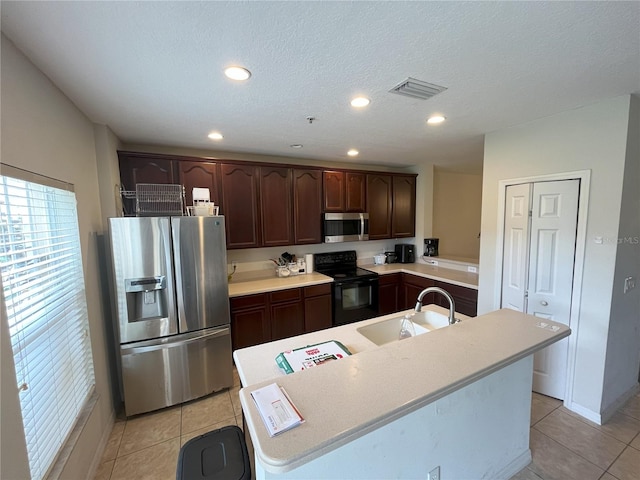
275 340 352 374
251 383 304 436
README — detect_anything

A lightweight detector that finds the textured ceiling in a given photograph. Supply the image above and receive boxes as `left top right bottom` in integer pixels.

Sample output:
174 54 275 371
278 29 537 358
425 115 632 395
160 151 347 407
2 1 639 172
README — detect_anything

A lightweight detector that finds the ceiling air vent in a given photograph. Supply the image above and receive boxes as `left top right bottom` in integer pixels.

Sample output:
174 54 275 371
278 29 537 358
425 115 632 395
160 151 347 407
389 77 447 100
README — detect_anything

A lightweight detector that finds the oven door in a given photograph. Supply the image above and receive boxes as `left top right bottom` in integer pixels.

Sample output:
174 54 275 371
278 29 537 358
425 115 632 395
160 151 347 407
333 277 379 326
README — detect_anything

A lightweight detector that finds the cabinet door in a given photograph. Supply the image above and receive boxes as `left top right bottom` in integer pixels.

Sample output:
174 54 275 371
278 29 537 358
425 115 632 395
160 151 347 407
303 284 332 332
367 174 393 239
118 152 177 190
260 167 293 247
378 273 401 315
323 171 345 212
293 169 323 244
271 301 305 341
221 164 261 249
230 306 270 350
401 274 435 310
345 173 366 212
178 161 221 208
435 281 478 317
392 175 416 238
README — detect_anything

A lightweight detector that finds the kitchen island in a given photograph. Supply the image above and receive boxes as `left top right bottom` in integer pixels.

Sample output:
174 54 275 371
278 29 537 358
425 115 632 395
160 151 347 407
234 306 570 479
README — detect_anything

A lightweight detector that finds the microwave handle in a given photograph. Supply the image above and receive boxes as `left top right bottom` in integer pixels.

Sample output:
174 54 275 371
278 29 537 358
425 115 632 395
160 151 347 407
359 213 365 240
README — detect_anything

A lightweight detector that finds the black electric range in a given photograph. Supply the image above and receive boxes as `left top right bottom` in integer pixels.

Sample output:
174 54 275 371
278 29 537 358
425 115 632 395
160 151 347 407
314 251 379 326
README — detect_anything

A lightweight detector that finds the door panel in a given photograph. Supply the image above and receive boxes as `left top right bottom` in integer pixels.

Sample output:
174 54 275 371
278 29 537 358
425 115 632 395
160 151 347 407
527 179 579 399
501 179 579 400
501 183 531 312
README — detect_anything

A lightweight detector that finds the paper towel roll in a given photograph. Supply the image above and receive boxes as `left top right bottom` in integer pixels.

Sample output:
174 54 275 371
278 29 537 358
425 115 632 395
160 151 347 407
305 254 314 274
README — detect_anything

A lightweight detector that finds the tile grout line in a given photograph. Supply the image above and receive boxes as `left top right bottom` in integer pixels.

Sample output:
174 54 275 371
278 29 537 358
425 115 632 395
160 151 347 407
532 425 611 476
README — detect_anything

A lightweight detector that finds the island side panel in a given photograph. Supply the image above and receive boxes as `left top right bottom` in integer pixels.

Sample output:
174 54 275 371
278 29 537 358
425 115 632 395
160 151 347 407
254 356 533 480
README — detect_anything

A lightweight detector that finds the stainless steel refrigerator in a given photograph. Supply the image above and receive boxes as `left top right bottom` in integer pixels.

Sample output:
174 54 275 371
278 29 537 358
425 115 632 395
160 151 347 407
108 216 232 416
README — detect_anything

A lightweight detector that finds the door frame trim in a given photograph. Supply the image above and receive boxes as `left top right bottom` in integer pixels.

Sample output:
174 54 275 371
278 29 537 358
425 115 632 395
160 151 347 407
494 170 591 406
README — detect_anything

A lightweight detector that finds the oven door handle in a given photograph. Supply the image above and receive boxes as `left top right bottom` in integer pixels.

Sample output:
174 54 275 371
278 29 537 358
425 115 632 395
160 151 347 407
334 277 378 287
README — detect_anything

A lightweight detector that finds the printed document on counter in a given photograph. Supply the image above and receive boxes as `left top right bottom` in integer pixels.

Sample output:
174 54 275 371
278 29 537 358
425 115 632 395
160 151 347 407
251 383 304 437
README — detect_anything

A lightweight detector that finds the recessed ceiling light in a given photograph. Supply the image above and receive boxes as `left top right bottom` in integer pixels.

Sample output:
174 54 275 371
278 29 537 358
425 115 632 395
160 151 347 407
224 66 251 81
347 149 359 157
208 132 223 140
290 144 303 149
350 97 370 108
427 115 446 124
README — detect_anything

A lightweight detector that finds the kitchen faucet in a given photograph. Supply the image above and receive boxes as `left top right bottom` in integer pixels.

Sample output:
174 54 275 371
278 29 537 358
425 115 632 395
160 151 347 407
415 287 459 325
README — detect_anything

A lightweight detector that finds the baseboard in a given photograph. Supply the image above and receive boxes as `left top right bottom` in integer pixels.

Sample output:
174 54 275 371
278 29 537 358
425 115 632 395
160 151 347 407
86 409 116 480
565 383 639 425
600 383 640 424
494 449 532 480
565 401 602 424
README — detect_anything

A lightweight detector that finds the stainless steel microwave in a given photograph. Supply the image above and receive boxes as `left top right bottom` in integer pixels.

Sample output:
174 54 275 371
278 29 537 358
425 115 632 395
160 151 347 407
323 212 369 243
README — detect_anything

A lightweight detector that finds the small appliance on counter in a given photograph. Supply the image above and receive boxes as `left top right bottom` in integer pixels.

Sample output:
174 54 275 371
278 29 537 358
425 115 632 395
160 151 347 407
384 251 398 264
424 238 439 257
395 244 415 263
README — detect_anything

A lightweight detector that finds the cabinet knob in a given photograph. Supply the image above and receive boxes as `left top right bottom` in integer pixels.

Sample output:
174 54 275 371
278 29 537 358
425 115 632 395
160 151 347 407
540 300 548 306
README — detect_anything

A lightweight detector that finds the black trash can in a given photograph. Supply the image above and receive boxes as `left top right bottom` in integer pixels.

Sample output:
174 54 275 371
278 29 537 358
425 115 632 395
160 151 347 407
176 425 251 480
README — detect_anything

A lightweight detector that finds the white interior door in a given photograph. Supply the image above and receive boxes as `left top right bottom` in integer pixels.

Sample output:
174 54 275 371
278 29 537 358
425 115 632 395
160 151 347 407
501 179 579 400
501 183 532 311
527 180 579 399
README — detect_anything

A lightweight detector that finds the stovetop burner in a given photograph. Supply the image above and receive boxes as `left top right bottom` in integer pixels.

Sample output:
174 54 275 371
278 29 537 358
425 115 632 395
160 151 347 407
314 250 378 282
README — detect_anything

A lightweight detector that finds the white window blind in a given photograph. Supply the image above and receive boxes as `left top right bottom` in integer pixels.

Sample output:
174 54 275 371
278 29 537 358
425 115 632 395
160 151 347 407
0 169 95 480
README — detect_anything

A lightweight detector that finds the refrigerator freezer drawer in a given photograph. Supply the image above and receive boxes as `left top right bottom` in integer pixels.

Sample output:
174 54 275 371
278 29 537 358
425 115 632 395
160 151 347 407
121 326 233 416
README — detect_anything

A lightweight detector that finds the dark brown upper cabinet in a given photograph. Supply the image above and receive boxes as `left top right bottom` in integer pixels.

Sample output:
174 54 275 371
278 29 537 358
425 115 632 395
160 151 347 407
392 175 416 238
323 170 345 212
117 151 416 248
118 151 177 191
293 169 323 244
323 170 366 212
259 166 293 247
220 164 261 249
345 172 366 212
177 160 221 209
367 174 393 239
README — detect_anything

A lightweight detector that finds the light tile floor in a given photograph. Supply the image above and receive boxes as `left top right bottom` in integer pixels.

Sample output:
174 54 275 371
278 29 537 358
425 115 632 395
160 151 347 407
94 375 640 480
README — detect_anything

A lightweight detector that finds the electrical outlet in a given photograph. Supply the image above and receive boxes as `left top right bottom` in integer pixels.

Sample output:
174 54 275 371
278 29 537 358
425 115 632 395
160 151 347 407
467 266 477 273
428 466 440 480
624 276 636 294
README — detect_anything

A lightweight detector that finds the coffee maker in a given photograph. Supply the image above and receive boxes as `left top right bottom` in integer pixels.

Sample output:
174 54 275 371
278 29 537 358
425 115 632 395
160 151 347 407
424 238 439 257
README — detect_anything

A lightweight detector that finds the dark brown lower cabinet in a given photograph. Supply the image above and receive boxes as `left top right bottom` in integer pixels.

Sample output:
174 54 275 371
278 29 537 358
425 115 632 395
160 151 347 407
393 273 478 317
378 273 401 315
230 294 270 351
303 284 332 333
230 284 332 350
270 289 304 341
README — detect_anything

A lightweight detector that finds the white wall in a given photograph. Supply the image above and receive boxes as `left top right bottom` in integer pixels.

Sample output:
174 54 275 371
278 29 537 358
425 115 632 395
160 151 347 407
479 95 635 418
602 95 640 410
432 169 482 259
1 35 114 479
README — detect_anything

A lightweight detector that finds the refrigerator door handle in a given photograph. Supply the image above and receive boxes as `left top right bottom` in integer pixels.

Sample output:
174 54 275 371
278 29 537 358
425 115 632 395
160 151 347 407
121 327 230 356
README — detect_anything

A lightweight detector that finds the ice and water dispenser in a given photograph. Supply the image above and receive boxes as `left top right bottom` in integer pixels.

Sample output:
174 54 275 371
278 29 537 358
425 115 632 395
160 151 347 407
125 276 168 322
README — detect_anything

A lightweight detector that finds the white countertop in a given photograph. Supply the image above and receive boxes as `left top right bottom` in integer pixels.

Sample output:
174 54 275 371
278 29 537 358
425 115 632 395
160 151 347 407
228 262 478 298
363 263 479 289
234 307 570 473
228 271 332 297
